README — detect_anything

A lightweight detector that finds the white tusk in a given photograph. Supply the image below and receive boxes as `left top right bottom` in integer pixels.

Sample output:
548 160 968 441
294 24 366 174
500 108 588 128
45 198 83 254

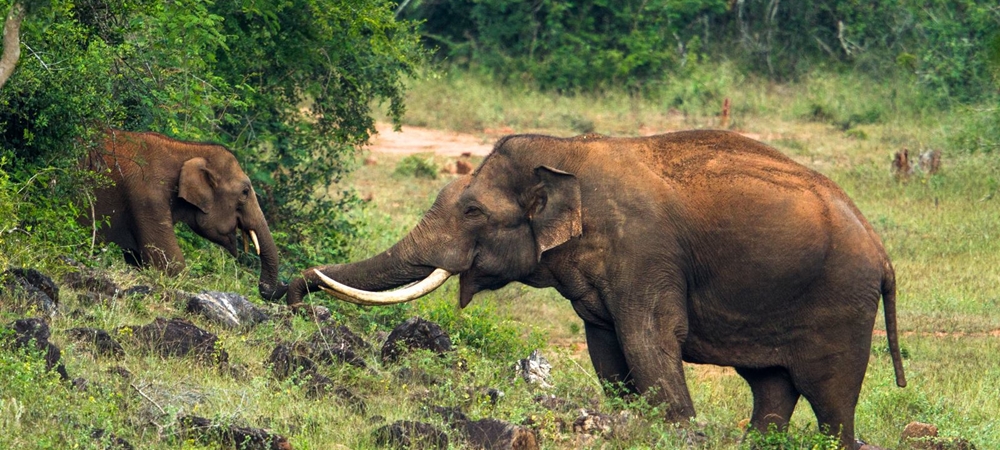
313 268 452 306
249 230 260 255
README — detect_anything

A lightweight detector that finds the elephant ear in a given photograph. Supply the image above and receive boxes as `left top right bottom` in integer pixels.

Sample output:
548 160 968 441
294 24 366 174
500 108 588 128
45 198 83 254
527 166 582 257
178 157 216 213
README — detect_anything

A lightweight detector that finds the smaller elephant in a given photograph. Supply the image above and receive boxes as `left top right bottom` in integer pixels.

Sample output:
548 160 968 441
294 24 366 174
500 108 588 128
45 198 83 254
83 130 286 300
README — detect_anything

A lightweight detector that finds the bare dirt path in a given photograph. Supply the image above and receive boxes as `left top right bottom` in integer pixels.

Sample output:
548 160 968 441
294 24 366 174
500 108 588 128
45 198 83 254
367 122 495 156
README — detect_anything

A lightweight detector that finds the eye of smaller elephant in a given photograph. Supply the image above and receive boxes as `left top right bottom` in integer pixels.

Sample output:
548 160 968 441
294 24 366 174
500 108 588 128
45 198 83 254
241 188 250 198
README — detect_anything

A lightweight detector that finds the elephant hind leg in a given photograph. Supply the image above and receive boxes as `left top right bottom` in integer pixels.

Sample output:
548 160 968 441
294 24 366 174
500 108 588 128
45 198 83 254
736 366 800 434
791 350 869 450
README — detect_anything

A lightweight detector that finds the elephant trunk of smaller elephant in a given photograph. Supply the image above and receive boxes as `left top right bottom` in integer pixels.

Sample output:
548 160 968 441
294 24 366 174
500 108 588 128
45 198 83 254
243 200 286 301
313 268 452 305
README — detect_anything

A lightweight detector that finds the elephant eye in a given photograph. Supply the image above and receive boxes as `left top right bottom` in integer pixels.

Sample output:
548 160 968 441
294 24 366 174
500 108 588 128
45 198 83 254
464 205 484 218
241 188 250 198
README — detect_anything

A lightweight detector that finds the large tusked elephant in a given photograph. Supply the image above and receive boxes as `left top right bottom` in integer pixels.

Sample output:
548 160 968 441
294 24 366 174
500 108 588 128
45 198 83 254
84 130 287 300
286 130 905 448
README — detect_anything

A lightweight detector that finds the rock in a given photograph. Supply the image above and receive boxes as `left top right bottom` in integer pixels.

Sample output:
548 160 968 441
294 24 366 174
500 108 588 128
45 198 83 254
462 418 538 450
455 160 474 175
122 285 153 297
185 290 270 328
572 409 613 435
267 343 338 399
290 303 331 322
515 350 553 388
121 317 228 364
902 422 939 441
73 377 89 391
485 388 505 405
373 421 448 449
306 324 370 368
1 268 59 315
364 155 379 166
440 162 458 175
90 427 135 449
6 318 69 380
63 269 119 297
381 317 453 363
919 149 942 175
179 415 292 450
268 342 321 379
900 421 976 450
571 409 631 439
66 327 124 358
461 152 472 158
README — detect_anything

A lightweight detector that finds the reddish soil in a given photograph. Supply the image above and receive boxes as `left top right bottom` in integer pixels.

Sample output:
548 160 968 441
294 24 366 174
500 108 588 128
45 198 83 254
368 122 495 156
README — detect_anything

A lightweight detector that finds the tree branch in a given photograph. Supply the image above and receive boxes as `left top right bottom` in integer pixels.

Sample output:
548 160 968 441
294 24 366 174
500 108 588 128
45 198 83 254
0 1 27 90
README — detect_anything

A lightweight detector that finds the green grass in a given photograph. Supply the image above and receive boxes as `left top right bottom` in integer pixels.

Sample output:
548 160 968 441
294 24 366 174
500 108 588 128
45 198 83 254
3 66 1000 448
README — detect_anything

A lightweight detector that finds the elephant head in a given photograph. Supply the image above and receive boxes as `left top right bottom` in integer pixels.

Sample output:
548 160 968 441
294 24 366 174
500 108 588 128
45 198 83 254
287 136 581 307
176 151 287 300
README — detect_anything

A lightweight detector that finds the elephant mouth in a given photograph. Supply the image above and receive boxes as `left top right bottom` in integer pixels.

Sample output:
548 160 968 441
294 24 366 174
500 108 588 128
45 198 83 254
313 268 453 306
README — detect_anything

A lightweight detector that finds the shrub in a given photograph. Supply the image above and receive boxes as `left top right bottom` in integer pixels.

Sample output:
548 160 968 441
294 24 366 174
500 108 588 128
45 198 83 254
394 155 439 180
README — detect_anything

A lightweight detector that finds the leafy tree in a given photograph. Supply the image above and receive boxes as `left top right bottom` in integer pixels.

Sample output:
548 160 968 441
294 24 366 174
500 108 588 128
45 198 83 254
402 0 727 93
0 0 424 270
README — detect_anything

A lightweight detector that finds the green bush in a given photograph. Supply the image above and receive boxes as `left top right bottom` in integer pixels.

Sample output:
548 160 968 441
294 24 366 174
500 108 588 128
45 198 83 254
743 423 842 450
394 155 439 179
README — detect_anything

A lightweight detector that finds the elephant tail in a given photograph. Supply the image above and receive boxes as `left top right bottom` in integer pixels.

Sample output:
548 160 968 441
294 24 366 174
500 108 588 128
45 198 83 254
882 262 907 388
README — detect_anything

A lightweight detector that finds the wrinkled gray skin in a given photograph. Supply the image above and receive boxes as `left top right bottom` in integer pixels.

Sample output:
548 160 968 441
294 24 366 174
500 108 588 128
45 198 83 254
85 130 286 300
286 130 905 449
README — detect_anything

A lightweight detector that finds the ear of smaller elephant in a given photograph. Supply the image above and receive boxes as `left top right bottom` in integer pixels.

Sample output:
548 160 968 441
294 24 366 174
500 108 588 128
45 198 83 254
529 166 582 256
178 157 214 213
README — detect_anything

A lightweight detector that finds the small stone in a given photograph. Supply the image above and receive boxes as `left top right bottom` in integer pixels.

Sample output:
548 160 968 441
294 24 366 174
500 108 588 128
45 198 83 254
515 350 553 388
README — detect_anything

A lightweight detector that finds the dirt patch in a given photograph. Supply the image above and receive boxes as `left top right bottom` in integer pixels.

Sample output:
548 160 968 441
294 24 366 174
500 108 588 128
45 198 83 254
368 122 495 156
874 329 1000 338
368 121 791 158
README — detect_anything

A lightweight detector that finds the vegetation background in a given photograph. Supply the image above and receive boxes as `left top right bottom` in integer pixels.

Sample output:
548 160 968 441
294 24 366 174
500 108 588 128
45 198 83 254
1 0 999 448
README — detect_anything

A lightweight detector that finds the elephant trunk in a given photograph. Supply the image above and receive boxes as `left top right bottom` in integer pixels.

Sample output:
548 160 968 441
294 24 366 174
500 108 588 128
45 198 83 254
243 196 286 300
286 226 450 306
285 177 474 306
320 232 440 291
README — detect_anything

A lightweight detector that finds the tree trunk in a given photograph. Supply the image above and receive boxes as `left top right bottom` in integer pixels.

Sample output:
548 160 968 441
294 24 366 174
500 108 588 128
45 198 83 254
0 1 26 90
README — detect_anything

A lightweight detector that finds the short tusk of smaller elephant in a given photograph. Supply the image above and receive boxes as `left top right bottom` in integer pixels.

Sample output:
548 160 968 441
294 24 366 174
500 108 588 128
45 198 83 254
242 229 250 254
249 230 260 255
313 268 452 306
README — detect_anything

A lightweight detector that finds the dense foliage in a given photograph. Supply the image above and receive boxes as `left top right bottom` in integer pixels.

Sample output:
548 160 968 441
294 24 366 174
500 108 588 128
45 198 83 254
0 0 424 268
402 0 1000 100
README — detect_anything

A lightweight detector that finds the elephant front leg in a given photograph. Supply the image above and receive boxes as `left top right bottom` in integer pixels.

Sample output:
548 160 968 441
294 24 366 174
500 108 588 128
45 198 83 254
615 302 695 422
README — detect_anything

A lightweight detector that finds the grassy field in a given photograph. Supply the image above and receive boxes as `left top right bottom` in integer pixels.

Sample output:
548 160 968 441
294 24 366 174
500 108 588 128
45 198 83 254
2 66 999 449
